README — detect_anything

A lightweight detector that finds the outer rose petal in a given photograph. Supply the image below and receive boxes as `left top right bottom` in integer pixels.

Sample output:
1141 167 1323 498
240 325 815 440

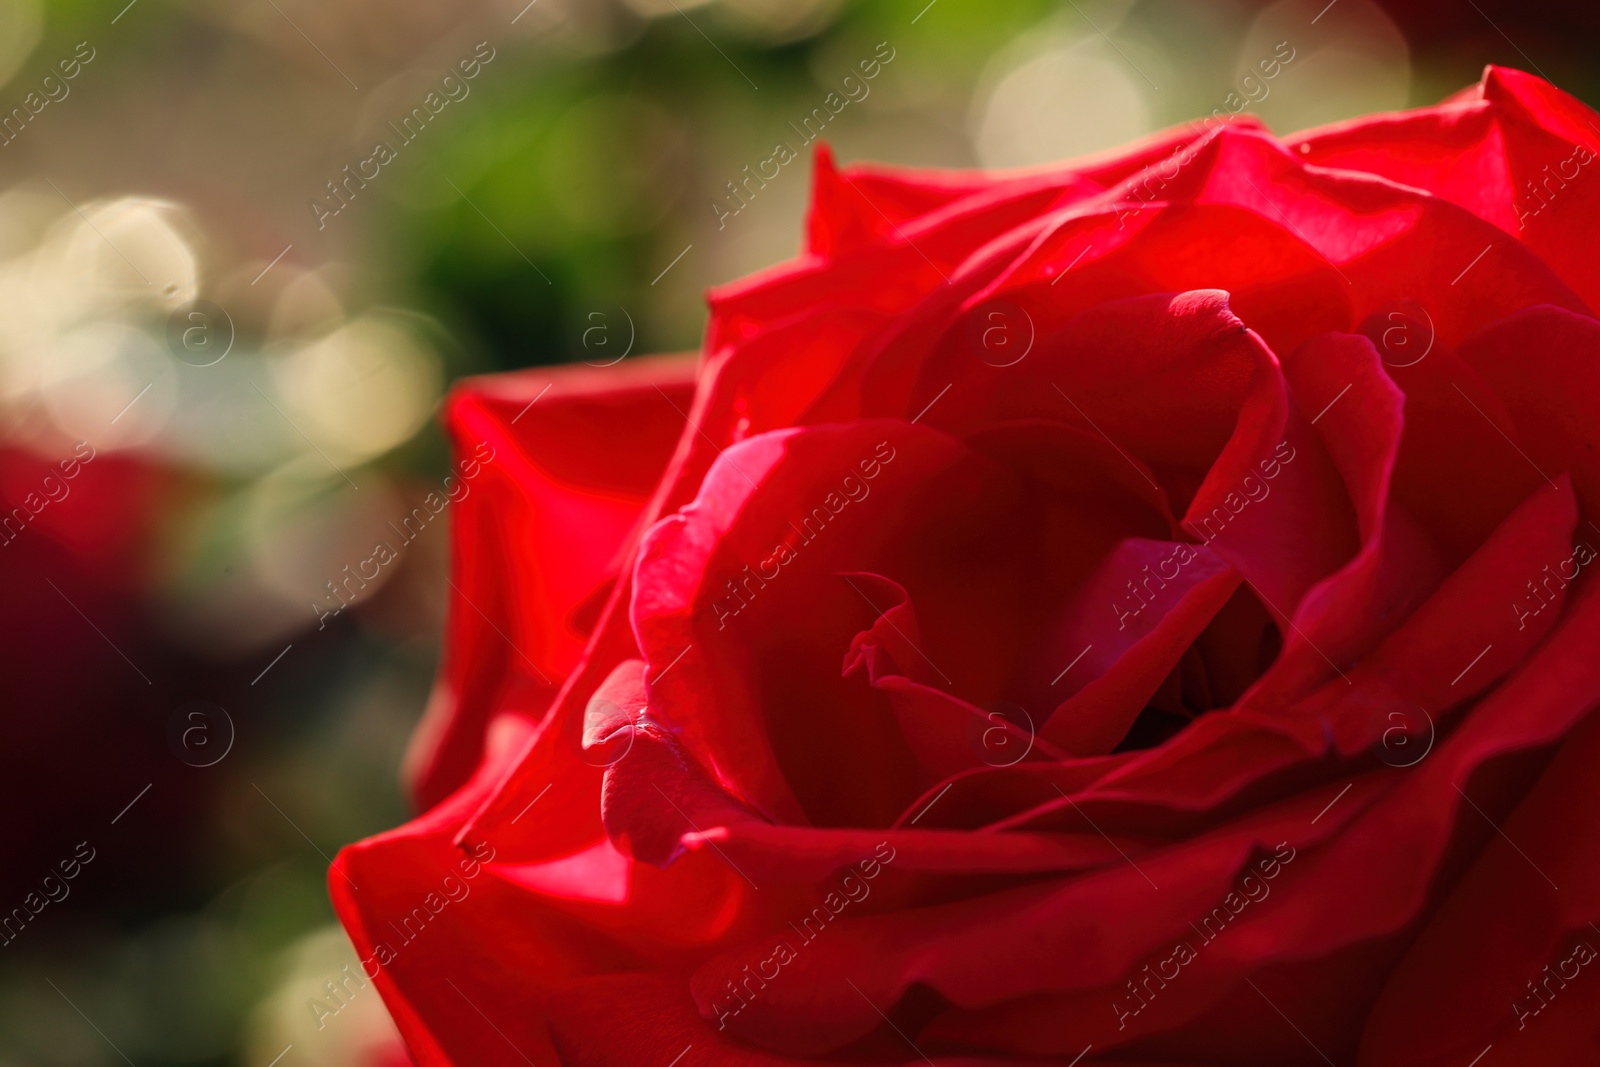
1360 706 1600 1065
1292 66 1600 312
333 714 559 1067
551 974 1213 1067
804 119 1270 261
406 354 697 810
335 708 763 1067
806 144 1009 259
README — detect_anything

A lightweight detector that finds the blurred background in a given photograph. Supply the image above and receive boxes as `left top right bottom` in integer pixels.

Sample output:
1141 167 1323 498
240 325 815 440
0 0 1594 1063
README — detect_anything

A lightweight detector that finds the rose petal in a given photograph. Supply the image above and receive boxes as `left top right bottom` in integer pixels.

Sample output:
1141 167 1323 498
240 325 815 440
1293 65 1600 312
408 354 697 810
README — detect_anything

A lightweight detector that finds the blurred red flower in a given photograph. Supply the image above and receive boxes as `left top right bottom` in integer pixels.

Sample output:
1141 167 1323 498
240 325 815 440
0 444 197 909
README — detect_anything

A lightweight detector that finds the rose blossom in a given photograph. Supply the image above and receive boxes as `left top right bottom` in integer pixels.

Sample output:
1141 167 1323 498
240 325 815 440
335 67 1600 1065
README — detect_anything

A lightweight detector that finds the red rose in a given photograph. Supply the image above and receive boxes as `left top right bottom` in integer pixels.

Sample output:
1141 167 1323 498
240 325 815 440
335 67 1600 1066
